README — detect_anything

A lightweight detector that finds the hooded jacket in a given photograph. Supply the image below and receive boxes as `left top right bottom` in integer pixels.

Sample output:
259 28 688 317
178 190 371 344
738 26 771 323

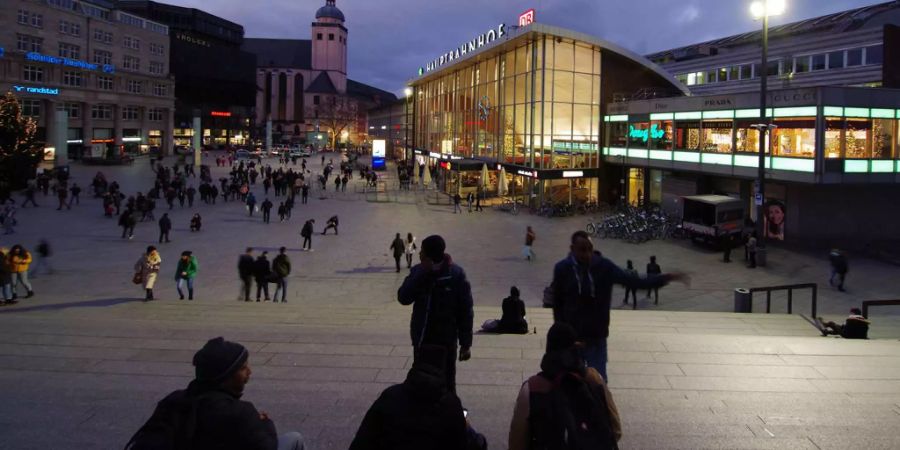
349 365 467 450
397 254 474 349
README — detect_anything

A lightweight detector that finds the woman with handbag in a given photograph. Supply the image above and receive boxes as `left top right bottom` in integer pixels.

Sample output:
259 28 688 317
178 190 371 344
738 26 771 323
134 246 162 301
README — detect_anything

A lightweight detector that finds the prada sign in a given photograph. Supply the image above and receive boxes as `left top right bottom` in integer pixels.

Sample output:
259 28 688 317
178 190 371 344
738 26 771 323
418 24 507 76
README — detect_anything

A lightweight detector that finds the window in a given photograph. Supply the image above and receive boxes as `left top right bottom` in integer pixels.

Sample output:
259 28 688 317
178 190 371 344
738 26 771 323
18 10 43 28
846 48 863 66
59 20 81 36
149 61 164 75
771 118 816 158
118 12 144 28
628 122 649 148
92 104 113 120
59 43 81 59
865 44 883 65
650 121 673 150
794 56 809 73
844 118 895 159
740 64 752 80
148 108 163 121
701 121 733 153
123 35 140 50
23 65 43 82
706 69 718 84
21 100 41 118
828 51 844 69
317 33 323 40
824 118 843 158
686 71 704 86
97 76 114 90
94 50 112 65
17 9 29 25
17 34 43 53
607 122 628 148
718 68 728 82
57 102 81 119
123 55 140 71
48 0 75 10
127 80 143 94
122 106 139 121
675 121 701 150
313 95 320 105
329 33 335 41
735 121 762 154
81 3 110 21
63 71 83 87
729 66 740 81
149 43 164 56
94 29 113 44
811 54 826 71
153 83 168 96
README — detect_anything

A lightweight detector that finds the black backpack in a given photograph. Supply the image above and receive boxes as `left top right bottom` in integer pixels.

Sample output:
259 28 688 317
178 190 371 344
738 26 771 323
529 372 618 450
124 391 207 450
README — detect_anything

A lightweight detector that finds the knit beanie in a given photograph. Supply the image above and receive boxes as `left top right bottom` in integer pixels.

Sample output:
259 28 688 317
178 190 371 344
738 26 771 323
193 337 249 383
421 235 446 263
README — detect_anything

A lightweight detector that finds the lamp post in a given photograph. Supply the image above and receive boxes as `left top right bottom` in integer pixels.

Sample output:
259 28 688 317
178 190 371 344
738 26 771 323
404 87 413 162
750 0 785 267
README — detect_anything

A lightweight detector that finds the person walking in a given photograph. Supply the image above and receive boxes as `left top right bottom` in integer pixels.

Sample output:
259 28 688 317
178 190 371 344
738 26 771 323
300 220 315 251
29 239 52 278
551 231 685 381
322 215 339 235
261 198 273 224
120 208 136 239
390 233 405 273
746 231 758 269
646 255 661 304
404 233 417 269
186 185 196 207
398 235 474 394
237 248 254 302
829 249 849 292
7 245 34 299
158 213 172 243
246 192 257 217
0 247 16 305
190 213 202 232
301 183 309 204
474 189 483 212
174 251 198 300
21 183 38 208
523 226 536 261
253 251 271 302
55 183 71 210
622 260 638 305
466 192 474 213
272 247 291 303
452 192 462 214
69 183 81 206
134 246 161 301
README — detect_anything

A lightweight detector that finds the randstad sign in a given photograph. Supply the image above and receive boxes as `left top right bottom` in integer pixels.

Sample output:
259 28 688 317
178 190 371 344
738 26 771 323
26 52 115 73
419 24 507 76
629 124 665 142
13 85 59 95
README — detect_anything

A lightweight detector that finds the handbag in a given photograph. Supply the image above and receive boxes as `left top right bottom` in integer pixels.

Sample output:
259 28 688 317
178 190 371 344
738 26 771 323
132 273 143 285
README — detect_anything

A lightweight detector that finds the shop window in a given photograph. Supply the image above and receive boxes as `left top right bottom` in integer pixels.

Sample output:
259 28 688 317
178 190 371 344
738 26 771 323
701 121 732 153
828 51 844 69
735 120 763 154
824 118 843 158
811 54 826 71
846 48 863 66
872 119 895 158
865 44 883 65
845 119 870 158
607 122 627 148
675 121 701 150
628 122 649 149
649 121 673 150
771 118 815 158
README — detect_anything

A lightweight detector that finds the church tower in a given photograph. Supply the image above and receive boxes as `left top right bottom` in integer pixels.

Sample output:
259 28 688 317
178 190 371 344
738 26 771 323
311 0 347 93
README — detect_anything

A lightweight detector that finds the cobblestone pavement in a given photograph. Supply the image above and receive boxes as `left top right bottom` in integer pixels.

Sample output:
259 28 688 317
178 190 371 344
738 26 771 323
0 154 898 449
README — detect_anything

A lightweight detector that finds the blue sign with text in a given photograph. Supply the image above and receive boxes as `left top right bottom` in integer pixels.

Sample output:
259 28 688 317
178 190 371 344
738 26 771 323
13 85 59 96
25 52 114 73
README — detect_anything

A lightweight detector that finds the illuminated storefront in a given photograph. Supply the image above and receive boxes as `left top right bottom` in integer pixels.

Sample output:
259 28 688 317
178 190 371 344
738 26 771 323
408 23 686 206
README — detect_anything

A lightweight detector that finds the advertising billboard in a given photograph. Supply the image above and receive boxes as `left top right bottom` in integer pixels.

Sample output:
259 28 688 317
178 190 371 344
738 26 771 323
372 139 386 170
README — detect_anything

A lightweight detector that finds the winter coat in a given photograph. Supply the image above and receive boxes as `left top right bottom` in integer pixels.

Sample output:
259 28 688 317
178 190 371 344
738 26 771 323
349 365 467 450
272 254 291 278
390 238 406 257
145 380 278 450
159 216 172 231
135 252 162 289
175 256 198 280
552 253 669 341
499 295 529 334
7 251 32 273
237 255 254 278
300 222 314 238
253 256 271 281
397 255 474 349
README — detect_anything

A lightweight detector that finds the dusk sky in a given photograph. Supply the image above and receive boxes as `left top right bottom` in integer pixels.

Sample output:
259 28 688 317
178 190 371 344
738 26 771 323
161 0 886 96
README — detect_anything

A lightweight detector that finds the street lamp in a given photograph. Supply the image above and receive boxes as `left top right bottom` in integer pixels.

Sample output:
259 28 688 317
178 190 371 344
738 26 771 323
749 0 785 267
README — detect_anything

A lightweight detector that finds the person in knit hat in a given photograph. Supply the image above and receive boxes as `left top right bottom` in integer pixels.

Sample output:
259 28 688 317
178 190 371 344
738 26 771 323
128 337 305 450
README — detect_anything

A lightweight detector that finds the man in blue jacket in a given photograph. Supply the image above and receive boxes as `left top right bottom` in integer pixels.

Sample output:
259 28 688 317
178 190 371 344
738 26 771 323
398 235 474 394
552 231 686 381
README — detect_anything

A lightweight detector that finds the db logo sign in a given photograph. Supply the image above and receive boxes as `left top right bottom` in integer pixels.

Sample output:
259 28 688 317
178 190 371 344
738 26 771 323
519 9 535 27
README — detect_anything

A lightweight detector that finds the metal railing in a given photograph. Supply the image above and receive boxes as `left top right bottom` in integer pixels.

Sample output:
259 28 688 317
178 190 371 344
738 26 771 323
748 283 818 318
861 300 900 319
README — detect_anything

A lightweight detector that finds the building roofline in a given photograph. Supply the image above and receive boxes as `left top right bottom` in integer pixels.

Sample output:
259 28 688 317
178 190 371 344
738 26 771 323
407 23 689 96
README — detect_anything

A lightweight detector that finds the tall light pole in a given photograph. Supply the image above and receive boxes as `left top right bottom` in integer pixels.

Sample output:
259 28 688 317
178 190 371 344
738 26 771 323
750 0 785 267
404 87 413 162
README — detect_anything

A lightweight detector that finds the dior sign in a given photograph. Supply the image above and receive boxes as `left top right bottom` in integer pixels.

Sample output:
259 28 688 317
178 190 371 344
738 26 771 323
418 24 507 75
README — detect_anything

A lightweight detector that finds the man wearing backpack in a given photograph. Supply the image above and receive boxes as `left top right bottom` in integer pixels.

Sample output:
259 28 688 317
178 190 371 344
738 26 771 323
126 337 305 450
508 323 621 450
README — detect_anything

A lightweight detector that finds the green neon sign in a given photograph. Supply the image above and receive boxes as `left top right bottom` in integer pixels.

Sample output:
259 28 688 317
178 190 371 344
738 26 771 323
629 124 665 143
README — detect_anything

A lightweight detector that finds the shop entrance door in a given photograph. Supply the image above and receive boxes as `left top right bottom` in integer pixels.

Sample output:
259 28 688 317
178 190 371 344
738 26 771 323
628 168 645 207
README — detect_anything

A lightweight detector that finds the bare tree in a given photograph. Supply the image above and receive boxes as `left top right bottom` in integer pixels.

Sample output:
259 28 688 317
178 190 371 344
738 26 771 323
308 96 358 149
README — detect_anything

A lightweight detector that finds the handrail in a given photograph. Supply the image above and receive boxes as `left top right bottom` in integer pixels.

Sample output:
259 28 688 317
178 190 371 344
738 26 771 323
747 283 817 317
861 300 900 319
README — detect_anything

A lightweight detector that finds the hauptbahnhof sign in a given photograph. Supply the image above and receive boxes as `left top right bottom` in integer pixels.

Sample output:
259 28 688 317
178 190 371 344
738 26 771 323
418 24 507 76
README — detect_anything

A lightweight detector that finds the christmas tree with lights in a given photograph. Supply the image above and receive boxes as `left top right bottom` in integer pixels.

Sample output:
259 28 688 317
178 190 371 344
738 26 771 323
0 91 43 189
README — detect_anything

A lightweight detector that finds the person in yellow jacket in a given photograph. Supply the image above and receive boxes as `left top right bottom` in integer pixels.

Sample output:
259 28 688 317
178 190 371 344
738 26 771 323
7 245 34 299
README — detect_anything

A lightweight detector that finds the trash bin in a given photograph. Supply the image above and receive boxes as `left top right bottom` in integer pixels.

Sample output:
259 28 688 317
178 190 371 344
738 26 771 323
734 288 752 313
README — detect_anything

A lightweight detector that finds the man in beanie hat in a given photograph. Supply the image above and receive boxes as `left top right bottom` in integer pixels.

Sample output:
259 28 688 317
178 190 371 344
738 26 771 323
349 344 486 450
398 234 474 394
817 308 870 339
508 323 621 450
127 337 305 450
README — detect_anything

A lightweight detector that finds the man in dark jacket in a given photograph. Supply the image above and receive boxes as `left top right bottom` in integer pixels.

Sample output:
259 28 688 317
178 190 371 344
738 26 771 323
238 248 254 302
646 255 661 303
261 198 274 224
349 345 483 450
254 252 271 302
158 213 172 243
551 231 685 381
272 247 291 303
322 215 339 235
300 219 315 251
398 235 473 394
390 233 406 272
129 337 304 450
